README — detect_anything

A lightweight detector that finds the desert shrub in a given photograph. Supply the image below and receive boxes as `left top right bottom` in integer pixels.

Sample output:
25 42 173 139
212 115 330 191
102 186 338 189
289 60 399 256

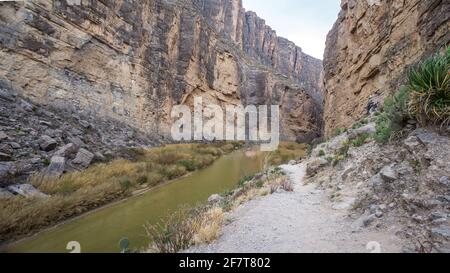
145 207 198 253
145 206 224 253
238 174 254 188
338 140 350 157
120 179 132 191
137 175 148 185
318 150 325 157
352 133 369 147
159 165 187 180
333 127 346 137
407 47 450 126
177 159 196 172
375 86 410 143
352 118 368 129
146 173 164 186
280 178 294 192
255 179 264 188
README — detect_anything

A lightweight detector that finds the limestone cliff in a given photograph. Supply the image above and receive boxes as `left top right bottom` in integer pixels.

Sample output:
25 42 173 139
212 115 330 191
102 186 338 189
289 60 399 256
323 0 449 137
0 0 323 142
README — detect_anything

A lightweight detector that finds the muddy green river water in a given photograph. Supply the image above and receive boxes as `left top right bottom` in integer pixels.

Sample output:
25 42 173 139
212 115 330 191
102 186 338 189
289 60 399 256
7 150 266 253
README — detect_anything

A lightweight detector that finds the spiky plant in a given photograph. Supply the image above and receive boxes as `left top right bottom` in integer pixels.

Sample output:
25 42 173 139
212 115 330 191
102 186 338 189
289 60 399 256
407 47 450 126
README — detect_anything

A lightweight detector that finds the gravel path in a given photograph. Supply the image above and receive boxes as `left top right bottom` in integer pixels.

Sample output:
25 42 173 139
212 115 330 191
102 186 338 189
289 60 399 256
189 163 403 253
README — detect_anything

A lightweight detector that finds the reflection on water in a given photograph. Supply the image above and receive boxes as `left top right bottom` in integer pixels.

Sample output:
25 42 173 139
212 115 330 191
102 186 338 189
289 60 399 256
8 149 266 253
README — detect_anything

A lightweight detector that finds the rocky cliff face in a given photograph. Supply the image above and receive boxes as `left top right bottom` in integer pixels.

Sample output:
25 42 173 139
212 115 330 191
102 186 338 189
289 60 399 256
323 0 449 137
0 0 323 142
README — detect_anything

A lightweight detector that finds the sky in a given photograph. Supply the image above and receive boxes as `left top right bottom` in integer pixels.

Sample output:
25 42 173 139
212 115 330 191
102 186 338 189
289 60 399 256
242 0 341 59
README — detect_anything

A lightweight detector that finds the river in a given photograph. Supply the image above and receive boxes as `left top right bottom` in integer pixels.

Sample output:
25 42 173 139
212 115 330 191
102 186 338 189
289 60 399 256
7 149 266 253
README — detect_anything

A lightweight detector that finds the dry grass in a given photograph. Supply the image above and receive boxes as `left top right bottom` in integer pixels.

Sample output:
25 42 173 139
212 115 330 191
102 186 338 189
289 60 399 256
193 207 225 245
144 206 225 253
267 142 307 166
143 168 288 253
0 142 242 243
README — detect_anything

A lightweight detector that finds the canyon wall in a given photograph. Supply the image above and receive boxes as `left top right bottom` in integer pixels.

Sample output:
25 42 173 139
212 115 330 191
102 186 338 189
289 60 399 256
323 0 450 137
0 0 323 142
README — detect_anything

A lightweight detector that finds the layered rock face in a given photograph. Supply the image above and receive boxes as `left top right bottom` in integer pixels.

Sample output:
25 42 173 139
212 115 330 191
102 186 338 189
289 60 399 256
323 0 450 137
0 0 323 142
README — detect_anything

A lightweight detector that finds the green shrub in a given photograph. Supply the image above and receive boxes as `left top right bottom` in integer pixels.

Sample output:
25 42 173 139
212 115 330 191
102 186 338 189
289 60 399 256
318 150 325 157
352 118 368 129
238 175 254 188
375 86 410 143
333 127 346 137
407 47 450 126
255 180 264 188
307 144 313 156
352 133 369 147
177 159 196 172
43 158 50 166
137 175 148 185
338 140 350 157
159 165 187 180
120 179 132 190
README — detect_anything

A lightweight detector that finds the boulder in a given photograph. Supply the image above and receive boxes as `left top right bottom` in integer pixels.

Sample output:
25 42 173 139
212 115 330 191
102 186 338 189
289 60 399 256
306 158 329 177
379 165 398 182
0 131 8 141
7 184 48 198
54 143 78 157
46 156 66 177
39 135 57 151
72 148 94 168
208 194 224 204
68 136 85 149
348 123 376 139
413 129 439 146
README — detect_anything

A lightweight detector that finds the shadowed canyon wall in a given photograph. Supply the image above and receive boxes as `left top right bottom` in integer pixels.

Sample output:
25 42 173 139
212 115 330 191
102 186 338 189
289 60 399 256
0 0 323 142
323 0 449 137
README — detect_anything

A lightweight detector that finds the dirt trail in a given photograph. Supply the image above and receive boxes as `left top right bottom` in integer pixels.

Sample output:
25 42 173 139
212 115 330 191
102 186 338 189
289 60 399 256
190 163 403 253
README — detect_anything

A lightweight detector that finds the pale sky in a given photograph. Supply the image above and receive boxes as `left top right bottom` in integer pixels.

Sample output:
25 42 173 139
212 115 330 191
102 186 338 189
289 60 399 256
243 0 341 59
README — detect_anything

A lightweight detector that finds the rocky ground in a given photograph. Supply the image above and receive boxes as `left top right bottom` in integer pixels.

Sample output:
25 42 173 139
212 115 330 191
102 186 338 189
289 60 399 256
189 125 450 253
0 86 160 198
189 163 403 253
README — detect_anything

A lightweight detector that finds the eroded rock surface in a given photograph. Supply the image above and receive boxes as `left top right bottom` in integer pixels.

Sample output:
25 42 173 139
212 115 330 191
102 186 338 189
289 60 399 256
0 0 323 141
323 0 450 136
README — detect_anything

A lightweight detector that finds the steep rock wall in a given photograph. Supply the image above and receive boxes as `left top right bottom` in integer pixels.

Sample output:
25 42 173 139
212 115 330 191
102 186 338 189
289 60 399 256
323 0 449 137
0 0 323 142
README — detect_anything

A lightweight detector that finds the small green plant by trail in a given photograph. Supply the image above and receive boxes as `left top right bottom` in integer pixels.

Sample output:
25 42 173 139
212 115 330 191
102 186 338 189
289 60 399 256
352 133 369 147
373 46 449 143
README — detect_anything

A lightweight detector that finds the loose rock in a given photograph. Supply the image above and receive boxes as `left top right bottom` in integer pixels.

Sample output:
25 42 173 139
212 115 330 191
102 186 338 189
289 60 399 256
39 135 57 152
7 184 48 198
46 156 66 177
72 148 94 168
380 165 398 182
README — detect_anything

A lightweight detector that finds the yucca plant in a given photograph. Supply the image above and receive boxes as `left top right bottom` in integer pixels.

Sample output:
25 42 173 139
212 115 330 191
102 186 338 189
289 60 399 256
406 47 450 126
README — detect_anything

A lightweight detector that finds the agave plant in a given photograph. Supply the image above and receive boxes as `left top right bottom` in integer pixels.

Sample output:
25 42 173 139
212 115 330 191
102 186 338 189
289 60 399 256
406 47 450 126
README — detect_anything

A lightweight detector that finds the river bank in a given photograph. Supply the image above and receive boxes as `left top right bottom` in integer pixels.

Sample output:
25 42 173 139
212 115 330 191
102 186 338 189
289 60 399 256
0 142 244 247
